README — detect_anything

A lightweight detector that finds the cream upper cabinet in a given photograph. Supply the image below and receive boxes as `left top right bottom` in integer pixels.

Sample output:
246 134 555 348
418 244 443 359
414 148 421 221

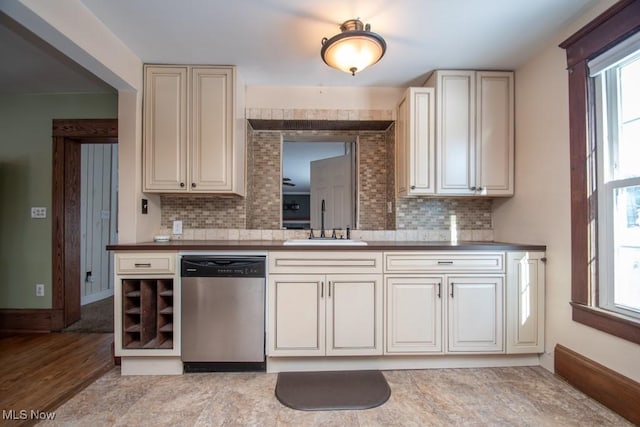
143 65 245 195
395 87 436 196
506 251 546 354
143 66 188 192
423 70 514 196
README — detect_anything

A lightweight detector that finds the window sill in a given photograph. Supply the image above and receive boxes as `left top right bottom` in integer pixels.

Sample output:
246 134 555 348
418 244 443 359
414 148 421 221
571 302 640 345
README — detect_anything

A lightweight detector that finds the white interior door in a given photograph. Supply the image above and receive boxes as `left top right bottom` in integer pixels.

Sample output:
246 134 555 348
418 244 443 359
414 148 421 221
80 144 117 305
310 154 353 232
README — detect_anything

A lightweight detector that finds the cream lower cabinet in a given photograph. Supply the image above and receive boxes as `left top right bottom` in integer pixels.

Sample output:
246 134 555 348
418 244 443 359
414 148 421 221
384 252 506 355
447 276 504 352
506 251 546 353
385 276 443 353
269 274 382 356
268 251 383 357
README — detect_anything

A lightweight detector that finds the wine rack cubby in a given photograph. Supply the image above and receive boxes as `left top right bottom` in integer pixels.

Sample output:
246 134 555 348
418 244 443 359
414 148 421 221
122 278 174 349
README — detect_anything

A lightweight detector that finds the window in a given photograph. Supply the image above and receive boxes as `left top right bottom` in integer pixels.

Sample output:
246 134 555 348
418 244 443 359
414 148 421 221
592 45 640 320
560 0 640 344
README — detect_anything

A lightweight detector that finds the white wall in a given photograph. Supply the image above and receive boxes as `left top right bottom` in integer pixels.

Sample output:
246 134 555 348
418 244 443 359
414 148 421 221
493 0 640 383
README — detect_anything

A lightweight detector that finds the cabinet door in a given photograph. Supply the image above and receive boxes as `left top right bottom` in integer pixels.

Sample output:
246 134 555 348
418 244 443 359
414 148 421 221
434 71 476 195
143 65 188 192
395 92 409 195
385 276 443 354
268 274 325 356
396 88 435 196
476 71 514 196
506 252 545 353
326 274 382 356
448 276 504 352
190 67 234 192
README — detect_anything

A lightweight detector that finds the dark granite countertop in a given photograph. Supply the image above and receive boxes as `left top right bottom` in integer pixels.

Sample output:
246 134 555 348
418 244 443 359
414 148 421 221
107 240 546 251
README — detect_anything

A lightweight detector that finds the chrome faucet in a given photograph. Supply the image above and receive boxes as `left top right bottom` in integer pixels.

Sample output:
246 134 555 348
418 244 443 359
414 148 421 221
320 199 326 238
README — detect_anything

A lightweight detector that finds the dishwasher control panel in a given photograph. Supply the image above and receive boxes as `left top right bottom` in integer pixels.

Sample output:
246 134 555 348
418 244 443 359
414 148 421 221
181 256 266 278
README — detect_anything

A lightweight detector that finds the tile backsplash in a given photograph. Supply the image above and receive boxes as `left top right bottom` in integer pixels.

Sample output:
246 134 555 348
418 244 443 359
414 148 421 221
158 108 495 240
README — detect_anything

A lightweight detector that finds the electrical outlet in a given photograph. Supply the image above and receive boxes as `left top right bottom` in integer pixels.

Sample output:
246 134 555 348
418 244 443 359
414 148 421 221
36 284 45 297
172 220 183 235
387 201 393 214
31 207 47 219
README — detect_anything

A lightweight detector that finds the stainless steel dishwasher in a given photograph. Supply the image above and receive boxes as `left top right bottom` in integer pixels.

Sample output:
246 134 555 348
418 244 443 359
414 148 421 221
181 255 266 372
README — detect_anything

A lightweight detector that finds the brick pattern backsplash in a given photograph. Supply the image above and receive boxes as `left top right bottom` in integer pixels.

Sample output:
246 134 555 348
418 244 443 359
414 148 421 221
396 198 493 230
160 195 246 229
158 109 495 237
246 129 281 229
358 132 388 230
385 124 396 230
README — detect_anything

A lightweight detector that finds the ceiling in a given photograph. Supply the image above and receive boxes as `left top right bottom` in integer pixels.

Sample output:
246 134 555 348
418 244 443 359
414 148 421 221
1 0 599 93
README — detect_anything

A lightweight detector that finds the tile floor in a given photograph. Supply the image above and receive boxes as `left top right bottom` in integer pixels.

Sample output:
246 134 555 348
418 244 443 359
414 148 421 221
42 366 632 426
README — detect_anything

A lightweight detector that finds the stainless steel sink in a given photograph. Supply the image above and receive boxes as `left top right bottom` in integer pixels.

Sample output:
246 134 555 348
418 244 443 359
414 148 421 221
283 239 368 246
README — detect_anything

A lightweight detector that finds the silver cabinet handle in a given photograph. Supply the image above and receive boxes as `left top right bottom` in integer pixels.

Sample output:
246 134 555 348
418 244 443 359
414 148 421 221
321 281 324 298
328 281 332 297
437 283 441 298
134 263 151 268
450 283 454 298
438 261 453 265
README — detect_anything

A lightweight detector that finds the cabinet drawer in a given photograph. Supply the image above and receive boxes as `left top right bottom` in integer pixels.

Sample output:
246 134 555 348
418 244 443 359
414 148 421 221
269 251 382 274
384 252 504 273
116 253 176 274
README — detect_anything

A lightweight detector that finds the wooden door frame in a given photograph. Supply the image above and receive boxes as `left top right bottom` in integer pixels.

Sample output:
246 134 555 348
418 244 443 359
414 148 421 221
52 119 117 330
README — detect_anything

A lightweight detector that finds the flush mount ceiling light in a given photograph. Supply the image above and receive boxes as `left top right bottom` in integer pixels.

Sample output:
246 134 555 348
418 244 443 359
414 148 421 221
321 19 386 76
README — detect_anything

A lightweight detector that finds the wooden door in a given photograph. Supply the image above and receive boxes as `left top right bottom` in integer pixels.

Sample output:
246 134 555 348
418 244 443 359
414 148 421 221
325 274 382 356
448 276 504 352
80 144 116 305
385 276 443 353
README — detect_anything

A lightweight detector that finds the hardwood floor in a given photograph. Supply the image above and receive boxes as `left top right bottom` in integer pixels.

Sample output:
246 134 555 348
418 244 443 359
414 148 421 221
0 333 114 427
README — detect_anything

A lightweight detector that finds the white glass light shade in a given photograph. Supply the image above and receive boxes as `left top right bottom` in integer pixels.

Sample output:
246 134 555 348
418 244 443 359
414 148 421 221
321 20 386 76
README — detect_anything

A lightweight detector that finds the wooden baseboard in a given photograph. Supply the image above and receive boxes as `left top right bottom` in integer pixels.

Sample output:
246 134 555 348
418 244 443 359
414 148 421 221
555 344 640 425
0 309 55 333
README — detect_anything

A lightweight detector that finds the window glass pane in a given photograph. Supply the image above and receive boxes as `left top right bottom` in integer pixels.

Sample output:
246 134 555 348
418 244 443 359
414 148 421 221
619 119 640 179
620 57 640 122
616 57 640 180
613 185 640 313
